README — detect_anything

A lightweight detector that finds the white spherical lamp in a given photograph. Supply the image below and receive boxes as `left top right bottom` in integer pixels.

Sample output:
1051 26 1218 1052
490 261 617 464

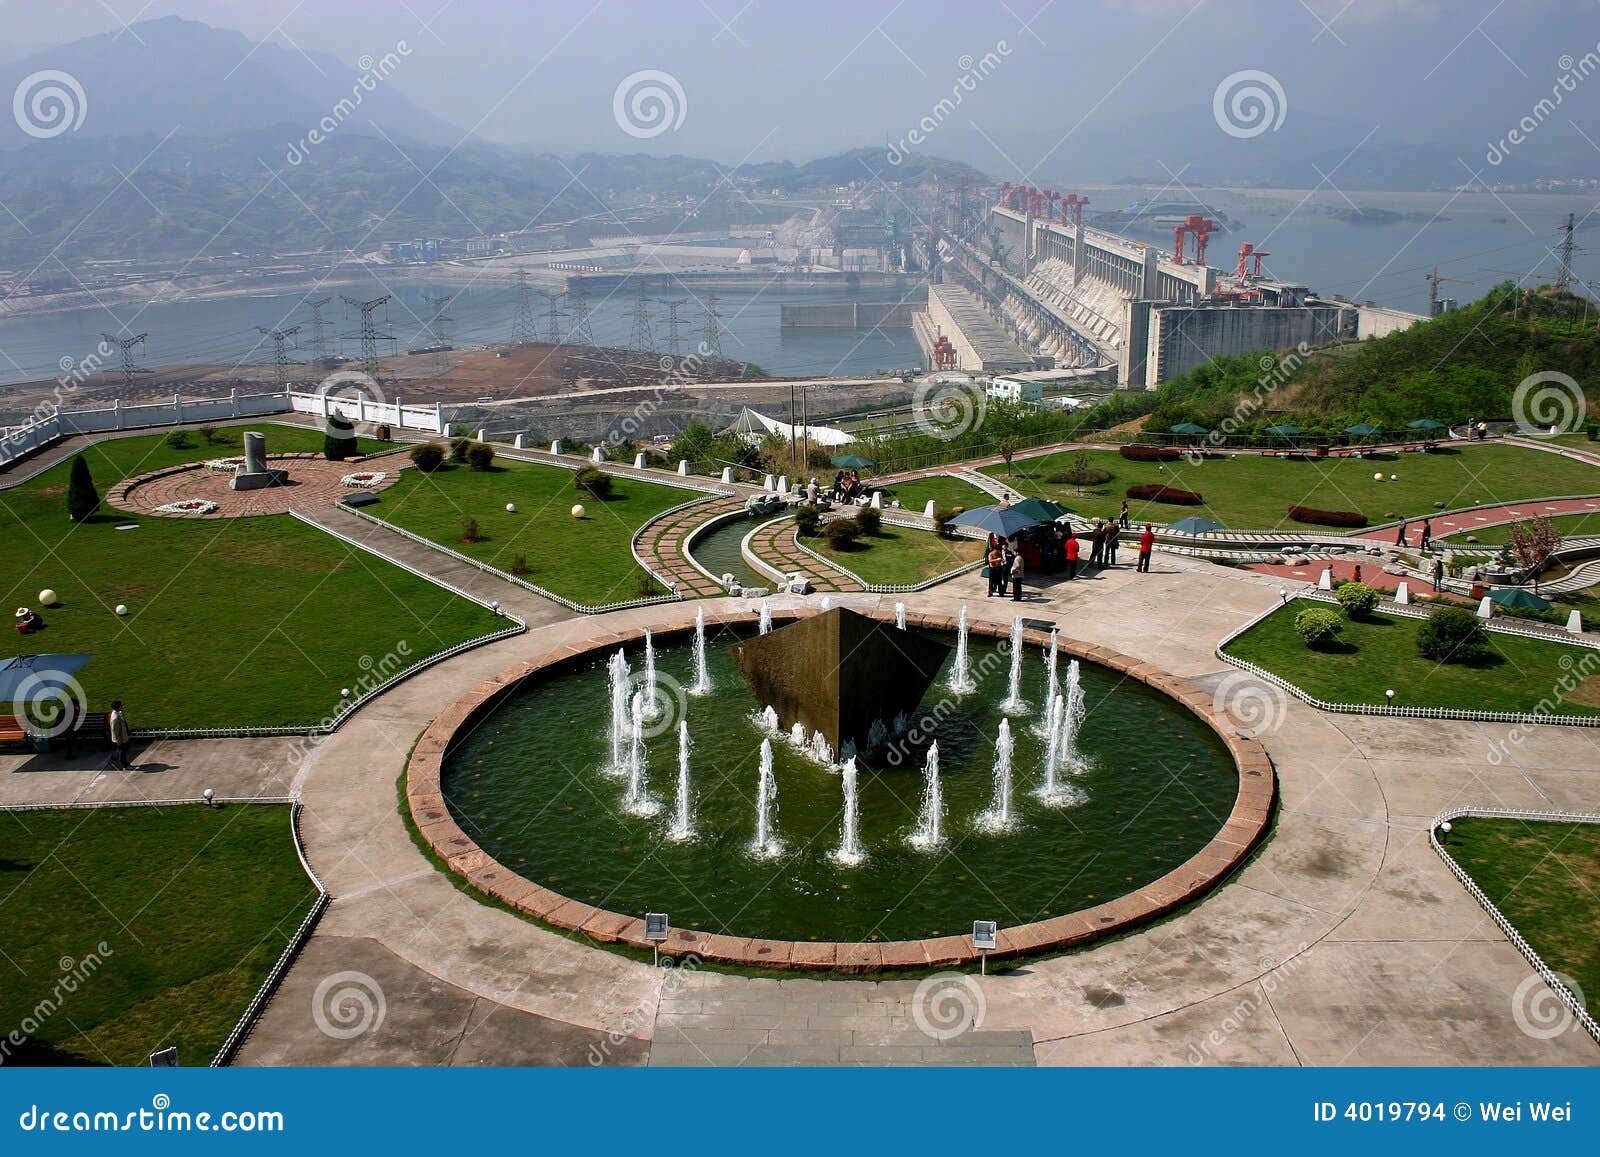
1373 472 1383 481
571 503 586 519
114 604 129 616
37 589 57 606
1388 473 1397 482
506 502 517 513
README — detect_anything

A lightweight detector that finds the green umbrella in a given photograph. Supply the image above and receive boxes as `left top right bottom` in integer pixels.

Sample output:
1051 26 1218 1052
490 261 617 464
1343 423 1383 436
1169 516 1225 536
1488 587 1551 611
1263 424 1306 437
830 454 876 470
1406 418 1447 430
1011 497 1071 521
1169 422 1210 436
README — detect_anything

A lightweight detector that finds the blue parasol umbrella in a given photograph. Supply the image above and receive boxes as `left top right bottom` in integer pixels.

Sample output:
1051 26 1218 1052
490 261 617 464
1168 516 1225 536
947 505 1042 538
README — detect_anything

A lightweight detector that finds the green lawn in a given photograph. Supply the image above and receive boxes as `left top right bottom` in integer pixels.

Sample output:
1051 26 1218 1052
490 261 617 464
878 475 991 515
0 427 505 728
982 444 1600 532
0 804 318 1065
375 458 699 605
1442 511 1600 545
1223 603 1600 715
1446 817 1600 1019
807 524 985 586
61 421 390 484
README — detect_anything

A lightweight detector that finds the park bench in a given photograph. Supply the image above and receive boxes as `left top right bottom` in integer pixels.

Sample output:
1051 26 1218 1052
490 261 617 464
0 713 27 747
65 711 112 756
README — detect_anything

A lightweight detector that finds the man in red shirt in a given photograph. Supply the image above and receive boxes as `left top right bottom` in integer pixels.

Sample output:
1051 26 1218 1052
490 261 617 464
1136 523 1155 573
1064 530 1080 579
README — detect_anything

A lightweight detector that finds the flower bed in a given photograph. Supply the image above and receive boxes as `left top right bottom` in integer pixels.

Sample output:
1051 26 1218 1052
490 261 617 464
1126 483 1203 505
1119 444 1183 462
1288 505 1369 528
154 499 219 516
340 471 387 489
203 457 246 472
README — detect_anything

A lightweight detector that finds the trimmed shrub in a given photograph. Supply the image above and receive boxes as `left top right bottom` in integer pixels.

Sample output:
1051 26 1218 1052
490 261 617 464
466 442 496 471
1335 581 1380 619
824 518 862 550
1294 606 1344 649
1119 444 1182 462
409 443 445 472
1417 606 1489 663
573 465 612 498
460 517 483 544
1289 505 1368 528
933 506 958 539
323 415 357 461
66 455 99 523
449 437 472 463
1046 465 1113 487
510 553 529 576
1126 483 1203 505
164 430 194 450
794 505 821 537
856 507 882 536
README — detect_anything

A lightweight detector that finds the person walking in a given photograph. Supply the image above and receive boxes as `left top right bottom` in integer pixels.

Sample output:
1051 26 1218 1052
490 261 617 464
1106 520 1121 566
1395 519 1409 547
1089 520 1106 566
1136 523 1155 573
108 700 130 770
985 536 1005 597
1009 545 1025 601
1065 531 1080 579
1420 518 1432 551
1119 501 1130 529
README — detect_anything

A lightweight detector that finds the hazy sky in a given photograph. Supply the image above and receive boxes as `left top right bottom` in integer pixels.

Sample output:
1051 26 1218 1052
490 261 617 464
9 0 1600 173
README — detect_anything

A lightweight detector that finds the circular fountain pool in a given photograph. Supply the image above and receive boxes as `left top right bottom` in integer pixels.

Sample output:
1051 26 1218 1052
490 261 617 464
432 614 1256 950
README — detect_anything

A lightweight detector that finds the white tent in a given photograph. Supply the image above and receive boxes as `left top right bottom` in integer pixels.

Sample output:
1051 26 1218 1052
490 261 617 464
719 407 857 448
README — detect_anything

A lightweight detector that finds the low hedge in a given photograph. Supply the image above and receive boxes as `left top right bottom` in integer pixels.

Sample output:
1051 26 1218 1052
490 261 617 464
1127 483 1203 505
1288 505 1368 528
1120 444 1183 462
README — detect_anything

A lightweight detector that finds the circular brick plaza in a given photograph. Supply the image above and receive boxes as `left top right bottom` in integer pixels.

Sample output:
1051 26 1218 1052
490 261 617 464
107 453 401 518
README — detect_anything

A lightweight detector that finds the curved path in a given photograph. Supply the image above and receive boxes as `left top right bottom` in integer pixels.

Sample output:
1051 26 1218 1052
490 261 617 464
634 496 746 597
746 519 864 593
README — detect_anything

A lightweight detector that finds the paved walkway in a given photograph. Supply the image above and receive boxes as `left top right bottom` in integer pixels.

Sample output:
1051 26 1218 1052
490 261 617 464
107 454 400 518
745 519 863 592
634 495 745 597
1354 497 1600 544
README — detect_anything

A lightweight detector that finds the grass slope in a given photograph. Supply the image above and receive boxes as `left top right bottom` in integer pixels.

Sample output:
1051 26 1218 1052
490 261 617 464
808 525 984 586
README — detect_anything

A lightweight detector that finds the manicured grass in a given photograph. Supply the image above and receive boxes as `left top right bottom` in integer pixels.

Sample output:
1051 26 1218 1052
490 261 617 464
1442 511 1600 546
63 422 390 485
375 458 699 604
879 475 991 514
1222 603 1600 715
0 804 318 1065
0 428 505 728
982 444 1600 532
1447 817 1600 1019
807 525 984 586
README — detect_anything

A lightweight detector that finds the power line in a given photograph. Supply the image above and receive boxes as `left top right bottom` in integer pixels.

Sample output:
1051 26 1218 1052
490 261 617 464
340 295 394 380
701 293 724 359
255 324 302 387
540 289 566 345
626 285 656 353
510 269 537 345
565 280 594 346
100 332 150 393
423 291 455 347
304 296 334 363
662 297 688 357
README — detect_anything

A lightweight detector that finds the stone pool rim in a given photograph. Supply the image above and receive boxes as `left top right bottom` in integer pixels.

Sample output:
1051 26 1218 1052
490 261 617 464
406 607 1276 972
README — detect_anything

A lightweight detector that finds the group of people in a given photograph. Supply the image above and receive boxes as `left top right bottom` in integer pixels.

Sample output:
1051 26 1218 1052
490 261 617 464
985 512 1158 599
1395 517 1433 551
831 470 865 504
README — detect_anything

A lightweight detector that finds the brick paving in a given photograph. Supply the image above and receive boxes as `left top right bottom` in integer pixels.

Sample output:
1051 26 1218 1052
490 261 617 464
1350 496 1600 544
634 496 745 598
107 454 400 518
746 518 864 592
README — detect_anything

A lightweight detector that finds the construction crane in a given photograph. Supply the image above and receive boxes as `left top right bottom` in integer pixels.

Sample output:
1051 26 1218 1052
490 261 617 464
1236 242 1270 279
1171 216 1218 267
255 324 302 387
1425 265 1470 316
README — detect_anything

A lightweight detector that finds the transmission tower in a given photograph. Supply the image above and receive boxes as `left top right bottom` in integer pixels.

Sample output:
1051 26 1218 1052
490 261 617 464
340 295 394 380
100 332 150 393
1557 213 1577 290
304 297 334 364
510 269 537 345
701 294 724 360
662 298 688 357
255 324 303 387
626 286 656 353
565 280 594 346
423 292 455 347
540 290 566 345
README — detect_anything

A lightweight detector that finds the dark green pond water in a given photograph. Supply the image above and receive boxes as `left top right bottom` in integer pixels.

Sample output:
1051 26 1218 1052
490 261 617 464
443 626 1236 943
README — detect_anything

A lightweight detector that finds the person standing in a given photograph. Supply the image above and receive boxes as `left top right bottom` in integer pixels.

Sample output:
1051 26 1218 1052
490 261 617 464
1352 564 1363 585
1420 518 1432 551
1431 555 1445 591
1395 519 1409 547
985 536 1005 597
1136 523 1155 573
1106 520 1121 566
1119 501 1131 529
1065 530 1080 579
1089 520 1106 567
1009 545 1025 601
108 700 130 770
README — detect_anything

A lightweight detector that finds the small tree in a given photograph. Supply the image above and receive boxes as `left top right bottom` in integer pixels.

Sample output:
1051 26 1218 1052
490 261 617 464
932 506 958 539
824 518 862 550
794 505 821 537
1417 606 1488 664
66 455 99 522
449 437 472 463
466 442 496 471
856 507 882 536
1335 581 1380 619
410 444 445 472
574 465 612 499
1294 606 1343 649
324 415 357 461
1507 516 1562 590
460 517 483 544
